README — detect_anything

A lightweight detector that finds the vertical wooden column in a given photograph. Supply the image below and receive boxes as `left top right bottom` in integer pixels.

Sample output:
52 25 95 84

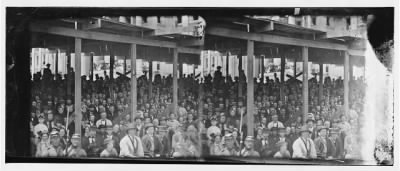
74 38 82 137
246 40 254 136
130 44 137 122
124 56 127 74
55 49 59 81
173 48 178 114
193 64 196 76
226 51 229 82
149 60 153 99
344 51 349 116
349 59 354 81
179 62 184 78
294 57 297 77
110 47 115 101
261 55 265 84
90 52 94 81
319 62 324 104
110 48 115 80
67 49 71 96
302 47 309 124
280 54 285 100
238 52 243 98
178 61 183 98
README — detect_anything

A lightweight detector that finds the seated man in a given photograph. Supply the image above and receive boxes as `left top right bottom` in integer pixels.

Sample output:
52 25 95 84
267 114 284 129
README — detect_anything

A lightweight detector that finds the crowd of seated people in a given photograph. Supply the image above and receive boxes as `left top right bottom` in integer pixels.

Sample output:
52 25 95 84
30 64 365 160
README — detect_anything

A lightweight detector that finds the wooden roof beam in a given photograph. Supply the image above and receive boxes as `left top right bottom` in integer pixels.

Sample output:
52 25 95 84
206 26 348 51
30 22 201 55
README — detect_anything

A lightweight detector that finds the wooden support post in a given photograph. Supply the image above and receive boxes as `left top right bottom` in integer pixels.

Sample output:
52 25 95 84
261 55 265 84
178 61 183 98
179 62 184 78
238 52 243 99
226 51 229 82
193 64 196 76
319 63 324 105
173 48 178 114
55 49 59 81
349 59 354 81
294 57 297 79
90 52 94 81
246 40 254 137
198 82 204 116
280 54 285 101
74 38 82 138
67 49 71 96
124 56 127 74
110 47 115 99
130 44 137 122
149 60 153 99
302 47 309 124
344 51 349 116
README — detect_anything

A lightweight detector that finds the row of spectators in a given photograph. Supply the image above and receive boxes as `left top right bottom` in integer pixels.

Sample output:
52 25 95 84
31 64 365 159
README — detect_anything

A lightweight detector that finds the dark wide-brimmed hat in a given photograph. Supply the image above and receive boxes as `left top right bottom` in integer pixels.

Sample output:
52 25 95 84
278 127 286 132
106 125 113 130
262 128 271 133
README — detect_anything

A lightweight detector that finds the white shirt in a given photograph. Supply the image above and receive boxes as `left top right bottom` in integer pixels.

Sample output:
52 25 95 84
96 118 112 128
292 137 317 159
119 135 144 158
267 121 284 129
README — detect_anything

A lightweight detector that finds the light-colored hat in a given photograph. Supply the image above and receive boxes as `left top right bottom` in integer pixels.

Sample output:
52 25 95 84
126 123 138 132
71 133 81 139
299 126 312 133
317 126 329 132
245 136 255 141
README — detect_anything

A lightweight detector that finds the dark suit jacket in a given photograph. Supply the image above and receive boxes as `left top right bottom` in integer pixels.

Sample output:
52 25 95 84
159 135 170 157
254 138 275 158
142 135 162 157
81 135 104 157
327 137 344 159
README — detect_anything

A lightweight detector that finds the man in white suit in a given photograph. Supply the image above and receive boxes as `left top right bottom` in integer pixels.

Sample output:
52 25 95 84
292 126 317 159
119 123 144 158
